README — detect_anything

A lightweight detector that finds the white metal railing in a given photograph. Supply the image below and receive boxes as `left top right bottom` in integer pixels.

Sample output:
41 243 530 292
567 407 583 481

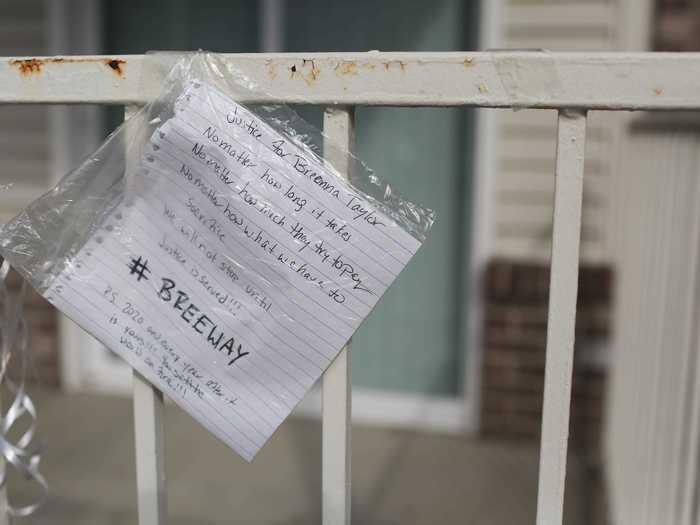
2 51 700 525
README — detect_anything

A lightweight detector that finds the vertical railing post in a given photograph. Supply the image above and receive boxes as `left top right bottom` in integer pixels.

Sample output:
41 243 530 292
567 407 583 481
125 105 167 525
322 107 354 525
133 371 167 525
536 109 587 525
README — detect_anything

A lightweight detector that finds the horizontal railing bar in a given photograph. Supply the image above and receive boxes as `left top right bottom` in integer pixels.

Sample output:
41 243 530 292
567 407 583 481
2 52 700 109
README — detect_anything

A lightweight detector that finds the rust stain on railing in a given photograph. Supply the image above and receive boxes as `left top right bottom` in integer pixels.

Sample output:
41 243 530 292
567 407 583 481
105 59 126 76
335 61 357 76
383 61 407 72
285 57 414 88
289 59 321 86
9 57 127 77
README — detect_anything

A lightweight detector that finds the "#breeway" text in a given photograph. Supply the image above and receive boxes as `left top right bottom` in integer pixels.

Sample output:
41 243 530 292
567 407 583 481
156 277 249 366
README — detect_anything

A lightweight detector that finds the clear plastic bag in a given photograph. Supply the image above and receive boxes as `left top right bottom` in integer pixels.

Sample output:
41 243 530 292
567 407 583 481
0 52 434 459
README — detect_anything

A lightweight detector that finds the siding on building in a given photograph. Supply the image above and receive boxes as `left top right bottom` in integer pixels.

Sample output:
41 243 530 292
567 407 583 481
0 0 50 223
478 0 621 474
493 0 620 263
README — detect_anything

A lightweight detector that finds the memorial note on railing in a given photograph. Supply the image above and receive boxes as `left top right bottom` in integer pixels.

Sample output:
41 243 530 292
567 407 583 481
45 83 423 460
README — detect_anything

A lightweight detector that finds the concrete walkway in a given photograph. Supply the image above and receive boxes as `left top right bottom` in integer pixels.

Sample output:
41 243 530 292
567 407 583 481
8 388 588 525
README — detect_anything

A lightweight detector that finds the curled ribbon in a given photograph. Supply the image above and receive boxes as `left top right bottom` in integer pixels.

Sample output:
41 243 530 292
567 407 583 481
0 259 48 518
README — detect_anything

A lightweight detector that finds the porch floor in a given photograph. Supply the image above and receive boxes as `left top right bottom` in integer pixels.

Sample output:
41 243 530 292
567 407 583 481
10 387 589 525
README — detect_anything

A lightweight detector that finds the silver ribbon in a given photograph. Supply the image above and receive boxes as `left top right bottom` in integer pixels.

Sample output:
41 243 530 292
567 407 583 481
0 259 48 518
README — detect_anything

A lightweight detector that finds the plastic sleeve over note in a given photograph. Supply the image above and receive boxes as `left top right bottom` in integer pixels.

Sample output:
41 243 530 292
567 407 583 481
0 52 435 460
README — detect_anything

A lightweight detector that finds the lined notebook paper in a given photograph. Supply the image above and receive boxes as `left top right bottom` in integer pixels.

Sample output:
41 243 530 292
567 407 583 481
45 82 423 460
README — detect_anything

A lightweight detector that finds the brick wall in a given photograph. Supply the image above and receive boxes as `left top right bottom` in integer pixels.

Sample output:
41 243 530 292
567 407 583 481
656 0 700 51
5 269 60 387
481 260 612 457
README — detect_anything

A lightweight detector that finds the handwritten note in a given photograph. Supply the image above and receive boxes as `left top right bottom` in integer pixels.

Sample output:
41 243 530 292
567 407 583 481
44 82 423 460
